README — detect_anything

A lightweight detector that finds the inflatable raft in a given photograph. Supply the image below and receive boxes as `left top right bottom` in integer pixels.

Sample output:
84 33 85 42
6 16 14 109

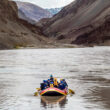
40 87 68 96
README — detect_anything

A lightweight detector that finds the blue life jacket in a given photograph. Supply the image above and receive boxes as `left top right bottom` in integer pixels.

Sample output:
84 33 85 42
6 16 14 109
63 79 68 87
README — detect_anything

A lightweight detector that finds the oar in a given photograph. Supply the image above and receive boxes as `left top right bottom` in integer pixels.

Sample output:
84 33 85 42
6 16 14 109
34 92 38 96
68 89 75 94
36 88 41 91
34 88 41 96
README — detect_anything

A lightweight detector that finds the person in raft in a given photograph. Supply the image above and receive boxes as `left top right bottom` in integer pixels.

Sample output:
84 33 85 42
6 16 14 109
50 75 59 87
50 74 54 82
40 75 67 90
54 78 58 87
40 80 49 90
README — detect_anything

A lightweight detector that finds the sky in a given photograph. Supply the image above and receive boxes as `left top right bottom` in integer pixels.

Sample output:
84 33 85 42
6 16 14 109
14 0 75 8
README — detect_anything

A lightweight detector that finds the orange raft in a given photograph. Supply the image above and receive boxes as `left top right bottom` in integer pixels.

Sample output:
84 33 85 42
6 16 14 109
40 87 68 96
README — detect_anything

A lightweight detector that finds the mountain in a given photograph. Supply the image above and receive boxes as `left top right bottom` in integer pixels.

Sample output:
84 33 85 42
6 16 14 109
0 0 48 49
18 9 36 24
42 0 110 46
46 8 62 15
16 1 52 23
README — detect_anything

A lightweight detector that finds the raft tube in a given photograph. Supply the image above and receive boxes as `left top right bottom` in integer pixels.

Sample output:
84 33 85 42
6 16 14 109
40 87 68 96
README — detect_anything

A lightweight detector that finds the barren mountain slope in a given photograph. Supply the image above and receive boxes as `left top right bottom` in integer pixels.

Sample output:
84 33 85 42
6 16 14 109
42 0 110 45
0 0 48 49
18 9 36 24
16 1 52 23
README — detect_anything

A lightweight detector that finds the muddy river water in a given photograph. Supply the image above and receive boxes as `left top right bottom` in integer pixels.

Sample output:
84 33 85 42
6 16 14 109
0 47 110 110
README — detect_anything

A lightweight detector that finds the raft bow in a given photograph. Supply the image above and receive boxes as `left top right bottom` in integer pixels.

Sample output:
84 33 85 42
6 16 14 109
40 87 68 96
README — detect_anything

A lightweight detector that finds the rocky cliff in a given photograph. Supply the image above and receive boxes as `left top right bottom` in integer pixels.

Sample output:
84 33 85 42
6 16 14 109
0 0 48 49
42 0 110 46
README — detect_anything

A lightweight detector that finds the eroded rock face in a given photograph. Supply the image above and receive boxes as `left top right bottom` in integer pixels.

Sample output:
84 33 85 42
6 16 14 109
0 0 48 49
72 16 110 45
0 0 18 20
42 0 110 45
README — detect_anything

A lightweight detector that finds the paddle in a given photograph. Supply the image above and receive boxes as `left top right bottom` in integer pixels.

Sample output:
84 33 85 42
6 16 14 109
34 92 38 96
34 88 41 96
36 88 41 91
68 89 75 94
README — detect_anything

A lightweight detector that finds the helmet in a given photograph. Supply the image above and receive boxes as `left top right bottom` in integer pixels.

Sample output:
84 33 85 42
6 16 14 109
61 81 63 83
50 74 53 78
63 79 65 81
54 78 57 81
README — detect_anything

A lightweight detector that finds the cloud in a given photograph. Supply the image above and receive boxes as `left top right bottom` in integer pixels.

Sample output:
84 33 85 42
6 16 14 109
14 0 74 8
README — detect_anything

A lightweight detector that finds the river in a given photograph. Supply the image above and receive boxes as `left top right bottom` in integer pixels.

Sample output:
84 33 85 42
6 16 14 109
0 47 110 110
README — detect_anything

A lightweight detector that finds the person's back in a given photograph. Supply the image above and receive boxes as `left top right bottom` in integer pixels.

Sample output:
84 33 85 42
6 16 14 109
62 83 65 89
60 83 64 90
47 79 50 87
43 80 48 89
60 80 66 90
50 74 54 82
50 82 54 88
44 83 47 89
63 79 68 87
54 78 58 87
45 80 49 88
40 83 44 90
60 80 64 84
58 83 61 89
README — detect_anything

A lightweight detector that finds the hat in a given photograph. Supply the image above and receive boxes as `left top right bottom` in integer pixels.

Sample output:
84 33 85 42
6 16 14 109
50 74 53 78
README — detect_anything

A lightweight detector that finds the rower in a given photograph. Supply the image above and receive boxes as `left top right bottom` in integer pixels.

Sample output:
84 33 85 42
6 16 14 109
50 82 54 88
43 80 48 89
40 83 44 90
62 79 68 87
47 79 50 87
54 78 58 87
58 79 65 90
50 74 54 82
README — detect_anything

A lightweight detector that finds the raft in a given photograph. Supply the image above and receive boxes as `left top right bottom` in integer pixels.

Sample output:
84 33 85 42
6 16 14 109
40 87 68 96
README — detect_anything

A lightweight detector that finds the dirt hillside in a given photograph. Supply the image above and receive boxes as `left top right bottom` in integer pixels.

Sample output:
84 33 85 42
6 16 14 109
42 0 110 46
0 0 49 49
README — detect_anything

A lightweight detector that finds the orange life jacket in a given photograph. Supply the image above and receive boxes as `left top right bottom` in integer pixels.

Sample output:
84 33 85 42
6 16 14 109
54 78 58 86
50 84 54 87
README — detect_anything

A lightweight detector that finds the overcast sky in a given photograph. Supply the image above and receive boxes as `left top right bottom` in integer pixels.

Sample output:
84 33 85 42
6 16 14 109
14 0 75 8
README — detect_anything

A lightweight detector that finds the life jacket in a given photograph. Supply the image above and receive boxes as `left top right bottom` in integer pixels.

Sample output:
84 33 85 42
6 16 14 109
54 78 58 86
60 80 64 84
50 83 54 87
